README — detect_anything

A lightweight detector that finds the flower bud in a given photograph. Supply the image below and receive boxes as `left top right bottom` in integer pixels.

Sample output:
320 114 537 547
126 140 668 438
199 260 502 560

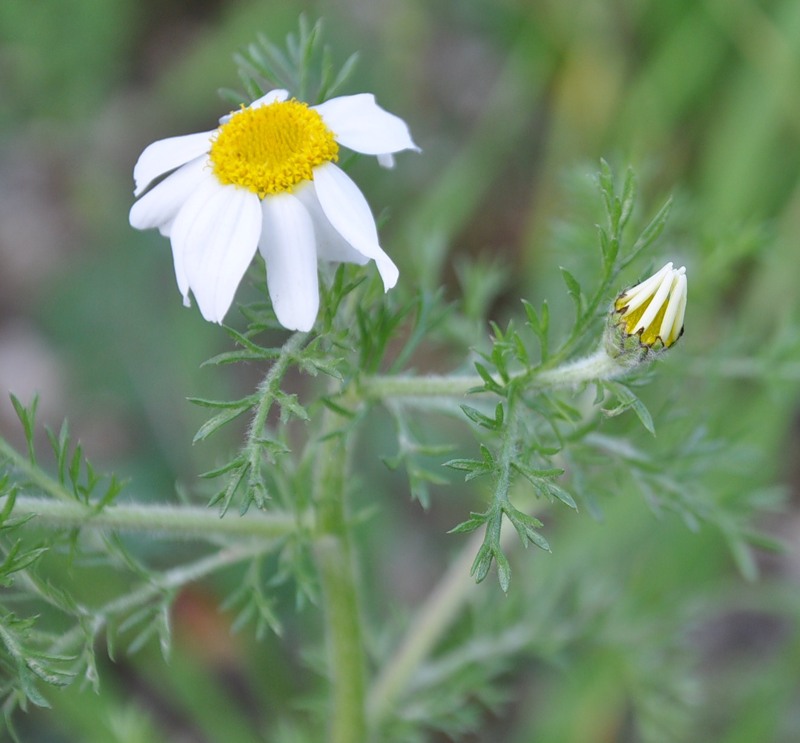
606 262 687 360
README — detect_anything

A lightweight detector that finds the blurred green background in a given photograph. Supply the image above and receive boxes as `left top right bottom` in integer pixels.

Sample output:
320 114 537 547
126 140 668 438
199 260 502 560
1 0 800 741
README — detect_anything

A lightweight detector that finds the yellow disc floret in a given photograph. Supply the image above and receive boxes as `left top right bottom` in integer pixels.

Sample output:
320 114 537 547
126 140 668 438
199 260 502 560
614 297 669 347
210 99 339 197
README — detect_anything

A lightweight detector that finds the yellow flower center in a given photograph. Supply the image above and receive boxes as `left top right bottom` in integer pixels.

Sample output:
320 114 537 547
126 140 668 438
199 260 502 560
209 99 339 197
615 295 671 347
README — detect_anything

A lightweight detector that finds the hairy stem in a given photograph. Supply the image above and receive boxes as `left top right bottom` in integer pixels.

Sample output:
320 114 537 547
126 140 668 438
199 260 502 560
360 347 624 400
9 495 304 541
313 401 367 743
245 330 308 469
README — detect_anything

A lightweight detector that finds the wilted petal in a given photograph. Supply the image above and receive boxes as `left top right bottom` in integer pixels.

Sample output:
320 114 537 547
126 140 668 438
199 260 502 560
258 193 319 331
314 94 419 156
133 130 215 196
170 180 262 322
312 162 399 290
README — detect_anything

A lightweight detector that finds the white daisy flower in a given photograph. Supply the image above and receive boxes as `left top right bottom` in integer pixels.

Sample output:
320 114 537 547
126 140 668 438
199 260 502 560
129 89 418 331
614 262 687 349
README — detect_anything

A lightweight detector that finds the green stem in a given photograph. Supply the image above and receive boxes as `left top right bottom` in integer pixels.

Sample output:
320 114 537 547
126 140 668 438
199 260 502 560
366 530 481 728
494 393 520 506
360 347 625 400
246 331 307 470
8 495 304 541
367 518 519 730
313 402 367 743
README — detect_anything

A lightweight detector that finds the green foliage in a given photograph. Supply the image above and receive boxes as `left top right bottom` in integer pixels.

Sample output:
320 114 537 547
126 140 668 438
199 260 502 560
382 404 454 509
0 152 782 743
221 15 359 106
0 397 287 734
3 8 800 743
425 164 679 591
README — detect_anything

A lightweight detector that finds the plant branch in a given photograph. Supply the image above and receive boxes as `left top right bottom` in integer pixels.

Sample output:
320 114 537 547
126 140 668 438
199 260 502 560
367 521 518 730
359 347 625 401
9 495 305 541
313 399 368 743
245 330 308 469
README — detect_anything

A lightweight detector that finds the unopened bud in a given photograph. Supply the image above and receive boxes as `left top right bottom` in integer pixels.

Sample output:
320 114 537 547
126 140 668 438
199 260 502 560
606 262 687 362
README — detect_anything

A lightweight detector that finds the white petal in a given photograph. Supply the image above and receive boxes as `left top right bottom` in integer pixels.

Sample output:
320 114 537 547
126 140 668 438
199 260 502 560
219 89 290 123
168 172 221 308
133 130 216 197
293 183 369 265
159 218 175 238
377 153 396 169
250 89 289 108
163 171 220 301
313 94 419 156
258 194 319 331
170 180 262 323
634 266 675 334
312 163 399 290
673 276 688 336
129 156 208 232
621 263 673 314
660 270 687 344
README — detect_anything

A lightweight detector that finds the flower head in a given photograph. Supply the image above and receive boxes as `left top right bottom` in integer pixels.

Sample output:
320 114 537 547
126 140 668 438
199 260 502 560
129 90 418 330
607 262 687 357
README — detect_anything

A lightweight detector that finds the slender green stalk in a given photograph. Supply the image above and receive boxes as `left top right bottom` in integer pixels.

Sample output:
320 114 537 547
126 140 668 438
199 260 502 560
245 331 307 469
9 495 304 541
313 402 367 743
359 347 625 400
493 393 521 507
367 518 518 730
367 530 482 728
